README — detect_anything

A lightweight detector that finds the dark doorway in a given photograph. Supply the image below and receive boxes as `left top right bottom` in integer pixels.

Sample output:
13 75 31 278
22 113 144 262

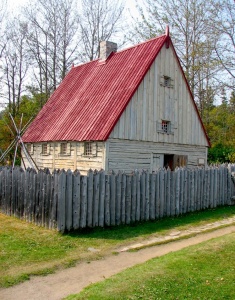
164 154 188 170
164 154 174 170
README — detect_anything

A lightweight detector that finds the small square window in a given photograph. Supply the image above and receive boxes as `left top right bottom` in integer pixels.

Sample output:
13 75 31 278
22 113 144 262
60 143 67 155
84 142 92 156
42 144 48 155
162 120 170 133
164 76 171 87
160 75 173 88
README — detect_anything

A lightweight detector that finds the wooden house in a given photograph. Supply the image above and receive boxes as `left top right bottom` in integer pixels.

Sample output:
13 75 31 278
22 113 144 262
22 27 210 174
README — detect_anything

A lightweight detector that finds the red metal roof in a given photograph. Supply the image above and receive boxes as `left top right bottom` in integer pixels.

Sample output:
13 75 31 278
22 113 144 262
23 32 210 146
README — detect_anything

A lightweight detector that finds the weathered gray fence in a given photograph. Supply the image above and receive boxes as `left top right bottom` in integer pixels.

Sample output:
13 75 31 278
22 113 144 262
0 165 235 232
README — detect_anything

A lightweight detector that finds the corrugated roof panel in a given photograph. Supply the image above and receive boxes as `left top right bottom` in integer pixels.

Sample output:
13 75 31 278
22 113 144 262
22 35 167 142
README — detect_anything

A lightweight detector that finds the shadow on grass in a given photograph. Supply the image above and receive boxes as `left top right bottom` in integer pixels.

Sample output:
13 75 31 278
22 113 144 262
65 205 235 241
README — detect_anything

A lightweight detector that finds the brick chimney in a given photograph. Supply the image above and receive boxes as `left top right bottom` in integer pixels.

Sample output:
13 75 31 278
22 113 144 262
99 41 117 60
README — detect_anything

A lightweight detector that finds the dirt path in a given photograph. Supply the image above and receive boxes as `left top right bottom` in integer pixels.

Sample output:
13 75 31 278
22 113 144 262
1 224 235 300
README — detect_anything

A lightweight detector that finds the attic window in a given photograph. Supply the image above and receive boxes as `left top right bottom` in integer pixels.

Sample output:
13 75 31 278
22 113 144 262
160 75 174 88
162 120 170 133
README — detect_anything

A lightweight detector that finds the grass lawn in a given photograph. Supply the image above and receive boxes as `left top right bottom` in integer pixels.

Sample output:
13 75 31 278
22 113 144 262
66 233 235 300
0 205 235 288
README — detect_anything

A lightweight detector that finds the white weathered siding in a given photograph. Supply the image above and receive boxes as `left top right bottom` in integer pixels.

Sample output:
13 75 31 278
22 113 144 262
109 43 208 147
22 142 105 174
107 139 207 173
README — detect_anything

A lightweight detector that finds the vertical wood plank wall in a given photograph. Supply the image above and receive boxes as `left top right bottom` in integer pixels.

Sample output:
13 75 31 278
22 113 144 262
109 43 208 147
0 165 234 232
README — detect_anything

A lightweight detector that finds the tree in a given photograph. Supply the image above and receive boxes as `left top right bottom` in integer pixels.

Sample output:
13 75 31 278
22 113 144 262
78 0 125 62
211 0 235 89
24 0 79 106
1 20 30 117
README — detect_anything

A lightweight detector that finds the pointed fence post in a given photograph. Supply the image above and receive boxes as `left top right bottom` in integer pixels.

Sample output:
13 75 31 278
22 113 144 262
58 170 66 233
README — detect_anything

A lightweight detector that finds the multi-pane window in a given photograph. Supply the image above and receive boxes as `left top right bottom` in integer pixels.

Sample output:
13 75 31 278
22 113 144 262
162 120 170 133
60 143 67 155
84 142 92 156
42 144 48 155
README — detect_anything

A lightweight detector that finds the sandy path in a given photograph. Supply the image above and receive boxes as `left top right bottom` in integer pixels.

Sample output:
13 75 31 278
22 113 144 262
1 225 235 300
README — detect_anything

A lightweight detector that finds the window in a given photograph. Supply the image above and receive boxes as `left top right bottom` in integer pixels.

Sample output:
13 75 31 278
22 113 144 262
84 142 92 156
26 143 33 154
164 76 171 87
42 144 48 155
160 75 174 88
162 120 170 133
60 143 67 155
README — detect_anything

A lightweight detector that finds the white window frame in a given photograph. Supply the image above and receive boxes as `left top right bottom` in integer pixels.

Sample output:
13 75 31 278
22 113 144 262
157 120 174 135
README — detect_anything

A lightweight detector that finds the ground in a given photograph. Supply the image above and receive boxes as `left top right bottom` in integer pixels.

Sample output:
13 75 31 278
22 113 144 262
1 216 235 300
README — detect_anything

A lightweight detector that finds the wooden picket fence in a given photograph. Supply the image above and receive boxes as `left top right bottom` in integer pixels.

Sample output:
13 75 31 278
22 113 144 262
0 165 235 232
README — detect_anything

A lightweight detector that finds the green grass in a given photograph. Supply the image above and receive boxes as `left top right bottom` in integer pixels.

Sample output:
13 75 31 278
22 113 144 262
66 233 235 300
0 205 235 288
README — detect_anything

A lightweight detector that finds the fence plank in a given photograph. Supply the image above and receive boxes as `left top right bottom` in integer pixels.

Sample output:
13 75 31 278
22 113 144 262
159 169 165 218
80 175 87 228
105 174 110 226
98 170 105 227
110 172 116 226
136 171 141 221
166 169 171 216
121 173 126 224
175 168 180 216
93 171 100 227
131 173 137 222
150 173 156 220
58 170 66 232
87 170 93 228
66 170 73 231
155 171 160 219
126 175 131 224
72 170 81 230
170 171 175 216
140 172 146 220
116 172 122 225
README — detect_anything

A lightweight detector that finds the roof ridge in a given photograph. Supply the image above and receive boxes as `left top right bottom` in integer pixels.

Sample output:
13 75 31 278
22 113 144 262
73 33 167 68
115 33 167 54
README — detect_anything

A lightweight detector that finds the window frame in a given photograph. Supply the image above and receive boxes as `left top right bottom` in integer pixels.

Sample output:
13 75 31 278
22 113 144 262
160 75 174 88
41 143 50 155
83 142 97 157
60 142 71 156
26 143 33 155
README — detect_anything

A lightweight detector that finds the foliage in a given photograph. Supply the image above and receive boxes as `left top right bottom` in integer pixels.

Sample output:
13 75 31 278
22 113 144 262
208 143 235 163
0 206 235 288
205 91 235 163
0 93 42 166
66 233 235 300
